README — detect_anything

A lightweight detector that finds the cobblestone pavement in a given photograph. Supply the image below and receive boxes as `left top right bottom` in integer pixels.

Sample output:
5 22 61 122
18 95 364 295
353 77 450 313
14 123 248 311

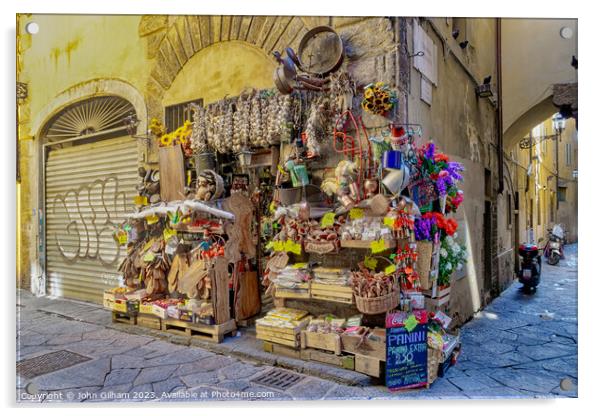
16 245 577 402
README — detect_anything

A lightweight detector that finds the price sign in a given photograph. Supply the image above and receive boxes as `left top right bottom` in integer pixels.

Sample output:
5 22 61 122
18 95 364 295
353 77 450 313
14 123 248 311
383 217 395 228
385 312 428 391
285 239 302 255
350 208 364 220
364 256 378 270
146 215 159 225
370 239 387 254
163 228 177 241
321 212 336 228
133 195 148 206
385 264 397 275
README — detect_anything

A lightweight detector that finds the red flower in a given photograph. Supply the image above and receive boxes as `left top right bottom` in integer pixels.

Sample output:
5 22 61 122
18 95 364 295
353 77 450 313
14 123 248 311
435 153 449 163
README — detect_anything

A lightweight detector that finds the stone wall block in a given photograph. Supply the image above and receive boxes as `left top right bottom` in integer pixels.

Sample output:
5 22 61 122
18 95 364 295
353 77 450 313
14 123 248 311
221 15 232 42
186 16 202 52
166 26 188 68
261 16 294 54
175 17 195 59
198 15 212 48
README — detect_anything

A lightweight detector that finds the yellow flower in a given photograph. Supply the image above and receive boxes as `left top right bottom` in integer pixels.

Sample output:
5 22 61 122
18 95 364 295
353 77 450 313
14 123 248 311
160 134 173 146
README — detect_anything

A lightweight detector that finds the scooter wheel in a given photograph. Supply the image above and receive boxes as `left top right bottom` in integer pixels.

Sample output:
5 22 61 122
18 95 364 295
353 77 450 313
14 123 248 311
548 252 560 266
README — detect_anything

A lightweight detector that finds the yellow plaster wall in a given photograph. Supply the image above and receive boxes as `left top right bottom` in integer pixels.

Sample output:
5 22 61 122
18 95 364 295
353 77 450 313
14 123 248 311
163 41 276 107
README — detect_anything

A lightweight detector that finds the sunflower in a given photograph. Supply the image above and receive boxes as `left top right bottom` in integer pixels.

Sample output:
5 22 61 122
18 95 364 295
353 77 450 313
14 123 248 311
160 134 173 146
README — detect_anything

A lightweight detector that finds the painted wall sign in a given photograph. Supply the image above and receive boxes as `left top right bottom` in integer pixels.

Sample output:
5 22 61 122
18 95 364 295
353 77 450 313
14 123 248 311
385 312 428 391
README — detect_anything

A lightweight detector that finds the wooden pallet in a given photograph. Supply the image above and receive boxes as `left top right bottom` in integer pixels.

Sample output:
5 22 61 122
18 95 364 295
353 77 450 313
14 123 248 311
112 311 137 325
161 318 237 343
137 314 162 330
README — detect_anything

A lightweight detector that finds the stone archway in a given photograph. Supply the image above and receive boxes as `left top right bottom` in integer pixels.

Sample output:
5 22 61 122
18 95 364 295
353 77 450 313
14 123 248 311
140 15 315 119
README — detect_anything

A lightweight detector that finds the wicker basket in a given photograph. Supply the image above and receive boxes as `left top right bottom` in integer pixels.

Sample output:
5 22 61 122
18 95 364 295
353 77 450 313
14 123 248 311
355 286 400 315
416 240 433 290
427 346 442 385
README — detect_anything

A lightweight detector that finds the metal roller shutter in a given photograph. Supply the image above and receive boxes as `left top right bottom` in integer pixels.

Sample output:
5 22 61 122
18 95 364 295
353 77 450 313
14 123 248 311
45 136 138 303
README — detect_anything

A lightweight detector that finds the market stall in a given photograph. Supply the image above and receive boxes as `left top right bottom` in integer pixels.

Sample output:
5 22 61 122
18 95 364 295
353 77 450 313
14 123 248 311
105 25 465 390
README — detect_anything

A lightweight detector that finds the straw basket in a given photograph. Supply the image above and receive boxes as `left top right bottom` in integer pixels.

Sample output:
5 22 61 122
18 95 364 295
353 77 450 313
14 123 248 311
427 347 442 385
416 240 434 290
355 286 400 315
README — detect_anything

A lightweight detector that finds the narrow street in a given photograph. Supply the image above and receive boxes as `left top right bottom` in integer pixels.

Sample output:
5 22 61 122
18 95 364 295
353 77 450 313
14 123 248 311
16 245 577 402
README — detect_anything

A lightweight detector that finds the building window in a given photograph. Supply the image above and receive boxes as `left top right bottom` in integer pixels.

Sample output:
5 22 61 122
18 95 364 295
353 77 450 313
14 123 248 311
537 196 541 226
529 198 534 227
558 186 567 202
565 143 572 166
164 98 203 133
550 194 555 222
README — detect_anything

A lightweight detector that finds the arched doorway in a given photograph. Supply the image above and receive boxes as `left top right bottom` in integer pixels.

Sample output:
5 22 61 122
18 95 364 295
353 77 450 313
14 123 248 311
42 95 140 303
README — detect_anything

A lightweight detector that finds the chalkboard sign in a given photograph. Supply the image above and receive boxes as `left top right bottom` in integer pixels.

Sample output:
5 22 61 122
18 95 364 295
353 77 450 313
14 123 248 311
385 316 428 391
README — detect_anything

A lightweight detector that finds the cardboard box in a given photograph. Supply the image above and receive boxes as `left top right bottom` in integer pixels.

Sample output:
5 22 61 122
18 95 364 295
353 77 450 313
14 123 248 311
103 291 116 309
112 300 128 313
152 304 167 319
139 303 154 315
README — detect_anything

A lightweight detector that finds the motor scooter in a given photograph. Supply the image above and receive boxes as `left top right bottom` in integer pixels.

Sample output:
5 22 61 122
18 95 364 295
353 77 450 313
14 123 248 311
544 224 565 266
518 243 541 292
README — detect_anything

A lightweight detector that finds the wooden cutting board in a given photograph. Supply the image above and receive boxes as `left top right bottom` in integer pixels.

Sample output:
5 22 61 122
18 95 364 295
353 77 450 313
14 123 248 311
158 145 186 202
235 271 261 321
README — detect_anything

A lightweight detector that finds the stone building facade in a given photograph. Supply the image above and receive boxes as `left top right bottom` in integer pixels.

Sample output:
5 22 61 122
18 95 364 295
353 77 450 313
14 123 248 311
17 15 512 325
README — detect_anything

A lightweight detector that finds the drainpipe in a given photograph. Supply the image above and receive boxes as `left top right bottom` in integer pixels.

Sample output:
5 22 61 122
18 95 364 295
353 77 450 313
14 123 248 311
496 18 504 194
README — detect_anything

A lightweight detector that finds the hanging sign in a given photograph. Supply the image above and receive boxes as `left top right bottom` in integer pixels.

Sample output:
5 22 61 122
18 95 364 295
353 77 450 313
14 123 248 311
385 312 428 391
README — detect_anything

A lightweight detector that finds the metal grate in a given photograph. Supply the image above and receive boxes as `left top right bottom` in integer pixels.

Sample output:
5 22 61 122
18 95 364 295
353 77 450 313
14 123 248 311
165 98 203 133
17 350 91 379
250 368 305 391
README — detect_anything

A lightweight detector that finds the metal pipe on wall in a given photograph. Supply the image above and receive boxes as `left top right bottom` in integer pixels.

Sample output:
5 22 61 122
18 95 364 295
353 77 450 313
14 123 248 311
496 18 504 194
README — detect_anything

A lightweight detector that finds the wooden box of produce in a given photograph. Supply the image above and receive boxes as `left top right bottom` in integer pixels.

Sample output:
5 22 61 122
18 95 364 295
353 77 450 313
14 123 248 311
310 283 354 304
256 309 311 348
340 328 387 361
301 331 342 355
274 283 311 300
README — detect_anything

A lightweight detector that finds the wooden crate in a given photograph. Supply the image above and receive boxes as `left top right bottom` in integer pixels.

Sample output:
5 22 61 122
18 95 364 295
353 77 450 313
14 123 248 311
300 348 355 370
340 329 386 361
310 283 354 304
112 311 137 325
137 314 162 330
340 239 396 250
161 318 237 343
256 326 301 348
274 283 311 300
263 341 302 357
301 331 342 355
354 354 382 378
